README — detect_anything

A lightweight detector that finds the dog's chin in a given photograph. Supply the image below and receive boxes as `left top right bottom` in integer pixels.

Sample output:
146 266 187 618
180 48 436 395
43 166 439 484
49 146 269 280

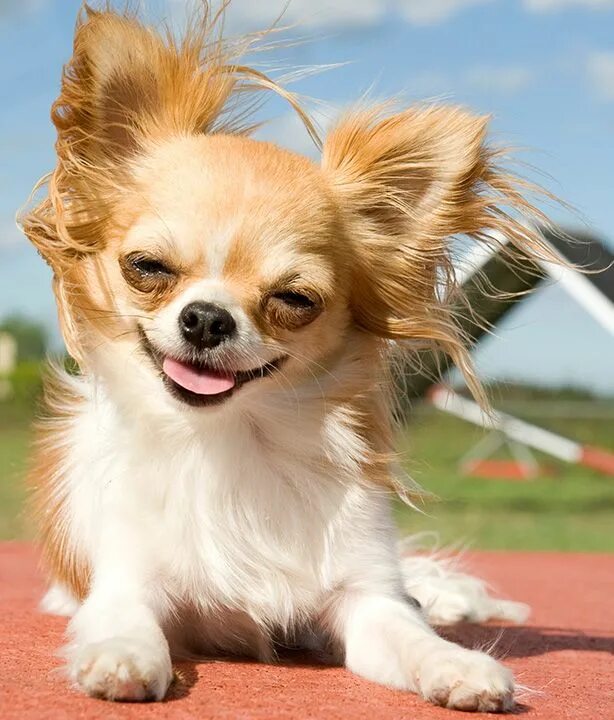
138 329 286 408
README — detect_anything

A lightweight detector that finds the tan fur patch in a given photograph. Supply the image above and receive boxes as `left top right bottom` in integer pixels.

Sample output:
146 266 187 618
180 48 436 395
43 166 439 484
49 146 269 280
27 368 91 600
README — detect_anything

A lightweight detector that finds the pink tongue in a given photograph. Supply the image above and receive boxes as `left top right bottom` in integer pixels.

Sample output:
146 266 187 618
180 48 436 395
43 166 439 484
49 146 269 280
162 357 236 395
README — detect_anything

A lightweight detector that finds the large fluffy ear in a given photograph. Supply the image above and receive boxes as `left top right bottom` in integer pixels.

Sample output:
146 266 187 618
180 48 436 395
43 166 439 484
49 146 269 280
322 105 552 401
28 7 239 262
53 7 241 164
23 5 317 264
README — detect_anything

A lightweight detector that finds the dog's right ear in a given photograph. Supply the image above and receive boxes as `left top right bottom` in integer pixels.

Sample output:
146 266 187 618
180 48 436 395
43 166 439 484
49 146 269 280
21 8 246 279
54 8 237 164
23 8 237 278
57 8 163 158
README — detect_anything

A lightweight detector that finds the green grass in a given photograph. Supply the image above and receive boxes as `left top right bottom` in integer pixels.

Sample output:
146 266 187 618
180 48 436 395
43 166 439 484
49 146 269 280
395 409 614 552
0 423 31 540
1 395 614 551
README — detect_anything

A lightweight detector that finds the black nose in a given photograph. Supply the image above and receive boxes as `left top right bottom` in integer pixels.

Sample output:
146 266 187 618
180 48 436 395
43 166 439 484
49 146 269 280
179 301 237 349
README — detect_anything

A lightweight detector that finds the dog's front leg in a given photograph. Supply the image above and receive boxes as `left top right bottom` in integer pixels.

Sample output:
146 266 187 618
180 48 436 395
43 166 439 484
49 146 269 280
339 592 515 712
64 524 173 702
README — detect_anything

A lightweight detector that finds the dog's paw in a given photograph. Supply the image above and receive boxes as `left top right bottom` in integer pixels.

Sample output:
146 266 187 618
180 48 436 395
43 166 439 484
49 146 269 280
402 555 530 626
69 638 173 702
418 647 515 712
423 586 529 626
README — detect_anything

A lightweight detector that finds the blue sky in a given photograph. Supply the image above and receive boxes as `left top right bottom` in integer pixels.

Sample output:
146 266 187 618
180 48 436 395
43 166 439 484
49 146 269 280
0 0 613 393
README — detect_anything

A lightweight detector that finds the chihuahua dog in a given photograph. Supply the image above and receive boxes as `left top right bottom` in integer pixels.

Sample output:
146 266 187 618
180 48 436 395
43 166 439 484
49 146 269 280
23 4 552 712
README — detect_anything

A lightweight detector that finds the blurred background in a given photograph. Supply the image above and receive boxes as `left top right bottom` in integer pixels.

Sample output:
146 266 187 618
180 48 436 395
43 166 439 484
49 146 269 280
0 0 613 550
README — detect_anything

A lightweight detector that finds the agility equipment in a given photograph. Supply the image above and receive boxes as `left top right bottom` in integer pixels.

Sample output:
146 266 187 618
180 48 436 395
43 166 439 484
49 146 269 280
407 226 614 478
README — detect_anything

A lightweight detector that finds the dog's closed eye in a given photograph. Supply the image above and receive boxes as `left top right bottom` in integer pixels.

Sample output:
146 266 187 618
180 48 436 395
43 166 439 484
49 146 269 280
128 255 175 278
271 290 316 309
119 252 179 303
264 288 322 330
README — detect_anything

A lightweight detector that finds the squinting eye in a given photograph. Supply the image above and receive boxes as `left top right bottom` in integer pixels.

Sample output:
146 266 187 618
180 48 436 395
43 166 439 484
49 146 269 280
272 291 316 309
119 252 178 295
130 255 173 277
265 288 323 330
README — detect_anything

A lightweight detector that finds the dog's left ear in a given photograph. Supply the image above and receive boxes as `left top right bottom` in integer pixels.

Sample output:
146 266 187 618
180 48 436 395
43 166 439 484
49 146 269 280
322 105 493 339
321 105 547 393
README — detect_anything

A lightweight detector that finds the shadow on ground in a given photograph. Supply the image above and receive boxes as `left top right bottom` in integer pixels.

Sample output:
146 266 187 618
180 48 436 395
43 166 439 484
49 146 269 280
439 624 614 659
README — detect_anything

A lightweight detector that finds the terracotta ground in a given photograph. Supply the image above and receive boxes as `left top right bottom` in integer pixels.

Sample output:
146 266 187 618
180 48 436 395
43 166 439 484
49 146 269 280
0 544 612 720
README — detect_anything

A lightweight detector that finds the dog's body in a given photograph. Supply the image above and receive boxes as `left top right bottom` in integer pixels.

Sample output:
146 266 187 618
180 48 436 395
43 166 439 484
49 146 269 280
23 5 552 712
40 346 401 660
38 357 522 709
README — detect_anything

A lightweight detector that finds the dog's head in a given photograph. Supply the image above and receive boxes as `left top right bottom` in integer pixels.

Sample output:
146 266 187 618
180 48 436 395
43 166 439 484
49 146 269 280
22 8 550 412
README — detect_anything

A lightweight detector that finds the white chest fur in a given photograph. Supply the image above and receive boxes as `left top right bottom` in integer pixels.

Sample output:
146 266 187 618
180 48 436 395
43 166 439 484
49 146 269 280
61 378 392 645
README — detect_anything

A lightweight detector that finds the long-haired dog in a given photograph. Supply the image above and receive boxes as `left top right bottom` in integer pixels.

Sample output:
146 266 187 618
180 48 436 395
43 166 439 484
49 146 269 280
22 3 555 711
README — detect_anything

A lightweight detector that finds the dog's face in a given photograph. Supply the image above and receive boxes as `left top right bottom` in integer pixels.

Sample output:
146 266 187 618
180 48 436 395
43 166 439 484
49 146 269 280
23 9 544 411
91 134 351 408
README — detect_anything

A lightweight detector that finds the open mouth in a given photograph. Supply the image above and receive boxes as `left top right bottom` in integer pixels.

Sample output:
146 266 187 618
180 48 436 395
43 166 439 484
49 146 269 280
139 328 286 407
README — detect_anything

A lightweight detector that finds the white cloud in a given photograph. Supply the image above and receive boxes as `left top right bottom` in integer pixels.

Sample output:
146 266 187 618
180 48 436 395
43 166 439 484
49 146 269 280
524 0 614 11
464 65 534 94
398 0 495 25
223 0 385 30
0 220 25 250
169 0 497 30
587 51 614 101
17 0 614 30
404 65 535 99
165 0 385 32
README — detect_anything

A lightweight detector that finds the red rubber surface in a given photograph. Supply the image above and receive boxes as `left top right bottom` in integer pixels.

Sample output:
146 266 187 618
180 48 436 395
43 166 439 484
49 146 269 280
1 543 612 719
